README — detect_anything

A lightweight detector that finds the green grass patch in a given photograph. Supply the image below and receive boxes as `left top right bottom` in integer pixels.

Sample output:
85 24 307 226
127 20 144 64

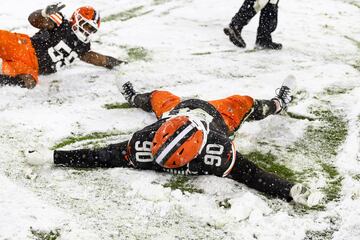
290 108 347 159
244 49 258 53
304 229 335 240
52 131 125 150
322 176 344 202
351 59 360 72
353 174 360 181
127 47 151 62
163 175 203 194
323 86 352 95
353 2 360 8
310 108 348 157
103 102 132 109
228 73 255 79
320 163 343 202
287 111 316 121
192 52 212 56
153 0 171 5
321 163 338 179
191 49 237 56
344 35 360 49
348 1 360 9
304 215 340 239
30 227 60 240
343 36 360 71
288 106 347 203
242 151 299 183
102 6 153 22
293 202 326 214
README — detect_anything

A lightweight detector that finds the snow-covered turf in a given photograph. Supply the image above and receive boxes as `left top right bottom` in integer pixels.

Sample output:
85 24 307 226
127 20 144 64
1 0 359 239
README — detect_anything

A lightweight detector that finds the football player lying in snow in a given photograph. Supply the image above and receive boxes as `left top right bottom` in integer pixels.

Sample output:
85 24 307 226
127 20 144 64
0 3 126 89
53 77 322 207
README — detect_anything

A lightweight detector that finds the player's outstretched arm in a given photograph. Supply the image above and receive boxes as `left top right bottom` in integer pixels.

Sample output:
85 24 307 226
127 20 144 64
120 81 181 118
54 141 131 168
229 152 294 201
79 51 127 69
28 3 65 30
228 152 323 207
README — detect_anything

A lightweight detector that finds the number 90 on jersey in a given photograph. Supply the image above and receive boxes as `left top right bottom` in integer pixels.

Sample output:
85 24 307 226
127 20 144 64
134 141 153 162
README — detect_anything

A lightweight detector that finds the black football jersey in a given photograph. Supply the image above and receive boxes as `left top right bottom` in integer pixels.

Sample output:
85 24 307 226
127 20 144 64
30 15 90 74
127 100 236 177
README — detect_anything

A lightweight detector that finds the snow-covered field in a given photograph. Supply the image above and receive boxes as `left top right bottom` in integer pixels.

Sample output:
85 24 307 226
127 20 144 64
0 0 359 239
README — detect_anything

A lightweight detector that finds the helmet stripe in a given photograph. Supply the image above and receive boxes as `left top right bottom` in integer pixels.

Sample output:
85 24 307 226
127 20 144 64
154 122 197 166
93 10 99 22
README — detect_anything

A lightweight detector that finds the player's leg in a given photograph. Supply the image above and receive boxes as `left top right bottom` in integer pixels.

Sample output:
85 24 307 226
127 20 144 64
209 94 286 130
209 95 254 134
149 90 181 118
0 30 38 88
54 141 129 168
224 0 268 48
220 76 295 124
256 0 282 49
249 75 295 122
0 30 25 60
245 99 278 120
121 81 181 119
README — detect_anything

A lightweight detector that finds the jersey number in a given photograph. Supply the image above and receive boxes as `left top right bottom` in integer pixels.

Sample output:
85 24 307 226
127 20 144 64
135 141 153 163
48 41 78 70
204 144 224 167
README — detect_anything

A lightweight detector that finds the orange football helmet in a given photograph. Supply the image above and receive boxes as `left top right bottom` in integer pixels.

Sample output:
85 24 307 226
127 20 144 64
70 6 100 43
152 116 208 169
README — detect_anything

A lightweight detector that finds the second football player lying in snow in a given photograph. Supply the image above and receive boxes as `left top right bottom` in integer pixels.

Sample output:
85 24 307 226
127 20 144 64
52 76 323 207
0 3 126 88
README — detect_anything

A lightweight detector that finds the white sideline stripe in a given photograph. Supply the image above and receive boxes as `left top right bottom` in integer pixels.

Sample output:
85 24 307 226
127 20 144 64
155 124 195 165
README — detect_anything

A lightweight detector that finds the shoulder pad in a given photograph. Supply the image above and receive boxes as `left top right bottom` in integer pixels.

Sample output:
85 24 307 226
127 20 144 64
197 130 236 177
127 120 165 169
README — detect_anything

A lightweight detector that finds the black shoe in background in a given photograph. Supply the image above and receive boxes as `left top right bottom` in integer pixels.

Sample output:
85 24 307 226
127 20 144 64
255 39 282 50
224 24 246 48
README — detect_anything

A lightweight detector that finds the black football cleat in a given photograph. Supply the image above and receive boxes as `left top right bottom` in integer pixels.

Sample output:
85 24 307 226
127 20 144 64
121 81 137 106
272 75 296 113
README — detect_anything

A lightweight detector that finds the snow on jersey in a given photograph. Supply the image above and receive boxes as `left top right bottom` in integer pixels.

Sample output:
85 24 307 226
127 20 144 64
30 14 90 74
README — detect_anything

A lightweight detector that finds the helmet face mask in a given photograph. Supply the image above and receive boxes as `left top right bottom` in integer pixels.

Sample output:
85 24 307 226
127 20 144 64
152 116 208 169
71 7 100 43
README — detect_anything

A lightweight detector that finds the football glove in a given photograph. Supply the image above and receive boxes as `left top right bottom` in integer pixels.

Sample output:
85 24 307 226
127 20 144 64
290 183 324 207
105 56 128 69
41 2 66 18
